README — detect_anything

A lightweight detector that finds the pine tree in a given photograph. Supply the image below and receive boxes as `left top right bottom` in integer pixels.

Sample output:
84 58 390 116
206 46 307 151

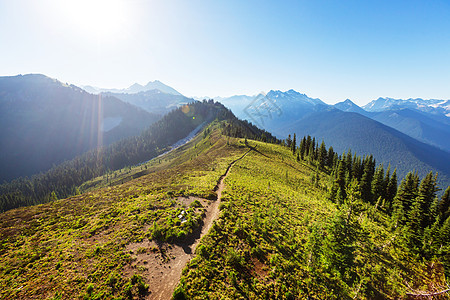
395 171 419 216
292 133 296 155
385 169 397 213
299 137 306 160
351 155 363 182
438 186 450 223
305 135 312 156
415 172 438 229
371 165 385 206
308 138 315 161
317 141 327 169
286 134 292 148
327 146 334 168
406 198 424 253
345 150 353 180
360 155 375 203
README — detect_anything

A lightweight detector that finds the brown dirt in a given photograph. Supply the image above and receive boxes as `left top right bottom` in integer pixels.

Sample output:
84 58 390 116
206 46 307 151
124 149 251 300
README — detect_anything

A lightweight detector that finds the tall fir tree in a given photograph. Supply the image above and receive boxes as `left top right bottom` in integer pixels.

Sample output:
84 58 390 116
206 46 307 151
415 172 438 229
371 165 385 206
292 133 297 155
317 141 327 169
327 146 334 168
286 134 292 148
394 171 420 216
299 137 306 160
305 135 312 156
385 169 397 213
360 155 375 203
438 186 450 223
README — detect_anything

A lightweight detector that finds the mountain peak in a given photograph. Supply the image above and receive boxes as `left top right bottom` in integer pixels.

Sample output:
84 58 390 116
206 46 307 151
81 80 182 96
334 99 366 114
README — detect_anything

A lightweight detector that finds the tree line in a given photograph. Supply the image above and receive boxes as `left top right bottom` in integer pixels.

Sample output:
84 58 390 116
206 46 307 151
290 133 450 277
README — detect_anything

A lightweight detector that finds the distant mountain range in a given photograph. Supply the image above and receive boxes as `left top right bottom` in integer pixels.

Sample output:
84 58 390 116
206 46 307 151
2 74 449 190
105 90 193 115
217 90 450 189
0 74 161 182
82 81 193 115
363 97 450 117
82 80 182 95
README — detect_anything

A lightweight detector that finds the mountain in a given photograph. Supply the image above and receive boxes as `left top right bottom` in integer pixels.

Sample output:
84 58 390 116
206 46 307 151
363 97 450 118
370 108 450 152
218 90 450 184
0 74 160 182
218 89 328 133
82 80 182 95
104 90 193 115
1 118 448 299
334 100 450 152
278 108 450 189
214 94 256 118
0 100 277 212
334 99 368 115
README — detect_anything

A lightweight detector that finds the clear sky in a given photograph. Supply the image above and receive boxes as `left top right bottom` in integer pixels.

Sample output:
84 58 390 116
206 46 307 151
1 0 450 105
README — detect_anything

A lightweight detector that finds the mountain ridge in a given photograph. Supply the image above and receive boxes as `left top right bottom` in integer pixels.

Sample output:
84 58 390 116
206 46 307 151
82 80 182 95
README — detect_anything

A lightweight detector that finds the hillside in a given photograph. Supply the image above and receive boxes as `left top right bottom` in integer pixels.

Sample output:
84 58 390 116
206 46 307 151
0 74 160 182
0 120 449 299
370 108 450 152
0 100 277 212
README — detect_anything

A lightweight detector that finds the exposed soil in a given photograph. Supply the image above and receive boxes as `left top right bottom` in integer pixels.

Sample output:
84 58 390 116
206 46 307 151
125 149 251 300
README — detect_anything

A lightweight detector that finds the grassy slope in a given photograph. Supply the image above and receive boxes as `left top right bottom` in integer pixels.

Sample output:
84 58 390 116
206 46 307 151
0 122 247 300
178 140 447 299
0 122 446 299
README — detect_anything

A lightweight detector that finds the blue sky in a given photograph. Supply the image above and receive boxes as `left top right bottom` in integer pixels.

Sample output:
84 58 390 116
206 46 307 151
1 0 449 105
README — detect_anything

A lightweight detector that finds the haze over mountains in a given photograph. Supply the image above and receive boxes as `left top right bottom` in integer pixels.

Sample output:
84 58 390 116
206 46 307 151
1 73 449 191
82 81 193 115
0 74 162 182
82 80 182 96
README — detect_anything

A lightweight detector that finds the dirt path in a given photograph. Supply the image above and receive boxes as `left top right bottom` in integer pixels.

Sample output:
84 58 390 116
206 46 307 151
125 149 251 300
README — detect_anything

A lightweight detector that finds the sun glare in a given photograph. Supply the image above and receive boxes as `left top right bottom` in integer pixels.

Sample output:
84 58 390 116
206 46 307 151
46 0 131 41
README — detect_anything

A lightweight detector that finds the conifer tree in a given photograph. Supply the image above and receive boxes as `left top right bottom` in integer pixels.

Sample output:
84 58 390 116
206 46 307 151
371 165 385 205
299 137 306 160
292 133 297 155
327 146 334 168
385 169 397 213
351 155 363 182
438 186 450 223
415 172 438 229
317 141 327 169
334 160 347 202
406 198 424 253
394 171 419 217
360 155 375 203
286 134 292 148
305 135 312 156
345 150 353 180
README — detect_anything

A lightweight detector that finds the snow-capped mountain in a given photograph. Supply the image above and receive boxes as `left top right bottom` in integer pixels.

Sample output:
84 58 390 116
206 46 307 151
363 97 450 117
216 89 329 134
266 89 326 106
